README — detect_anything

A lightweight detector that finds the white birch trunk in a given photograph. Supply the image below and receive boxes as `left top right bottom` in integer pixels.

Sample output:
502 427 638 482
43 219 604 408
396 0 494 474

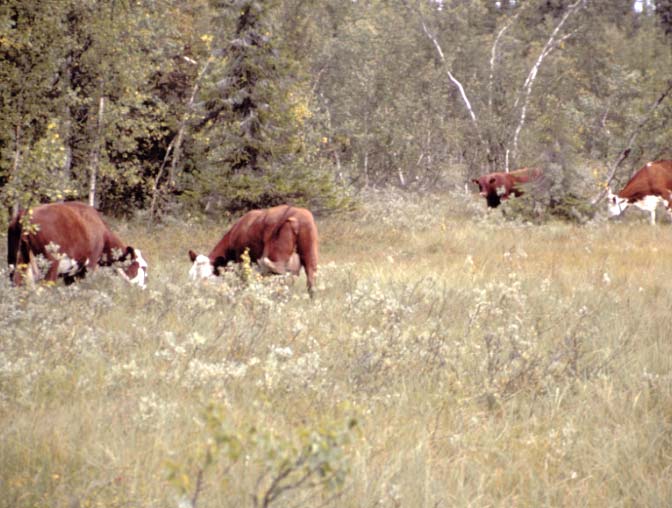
402 0 479 126
420 18 478 125
510 0 584 163
89 95 105 207
489 14 518 114
150 58 210 220
11 123 22 215
363 151 369 187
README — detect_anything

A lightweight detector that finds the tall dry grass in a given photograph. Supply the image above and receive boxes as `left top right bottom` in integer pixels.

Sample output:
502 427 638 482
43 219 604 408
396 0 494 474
1 189 671 507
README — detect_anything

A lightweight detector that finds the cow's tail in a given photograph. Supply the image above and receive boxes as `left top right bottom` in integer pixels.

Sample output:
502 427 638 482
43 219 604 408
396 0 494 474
7 210 29 284
268 205 295 241
259 205 296 274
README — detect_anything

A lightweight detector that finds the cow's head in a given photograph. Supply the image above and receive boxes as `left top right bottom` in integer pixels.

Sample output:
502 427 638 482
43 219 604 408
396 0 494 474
472 174 513 208
117 246 148 288
606 189 628 218
472 177 488 197
188 250 217 280
473 175 506 208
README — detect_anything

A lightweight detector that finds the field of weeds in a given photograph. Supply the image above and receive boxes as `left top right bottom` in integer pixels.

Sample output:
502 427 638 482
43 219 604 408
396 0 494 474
1 189 671 508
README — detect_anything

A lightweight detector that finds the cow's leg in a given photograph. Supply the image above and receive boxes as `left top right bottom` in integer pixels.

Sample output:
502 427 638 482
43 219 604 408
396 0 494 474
665 193 672 223
286 252 300 276
44 258 60 282
297 245 317 298
64 269 86 285
304 264 316 298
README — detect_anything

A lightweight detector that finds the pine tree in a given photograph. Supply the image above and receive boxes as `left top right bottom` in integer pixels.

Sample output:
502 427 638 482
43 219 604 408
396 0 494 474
188 0 349 213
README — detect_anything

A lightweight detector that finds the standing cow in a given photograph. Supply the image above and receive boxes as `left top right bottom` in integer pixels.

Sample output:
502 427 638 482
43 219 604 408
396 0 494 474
607 160 672 225
8 201 148 287
188 204 318 296
472 167 543 208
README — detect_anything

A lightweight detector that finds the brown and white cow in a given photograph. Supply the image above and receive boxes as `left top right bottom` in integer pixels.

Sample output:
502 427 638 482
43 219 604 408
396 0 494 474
472 167 543 208
7 201 148 287
607 160 672 225
188 204 318 295
189 205 318 296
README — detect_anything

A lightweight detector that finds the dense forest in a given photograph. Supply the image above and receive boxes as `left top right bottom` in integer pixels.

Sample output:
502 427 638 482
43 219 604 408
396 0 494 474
1 0 671 222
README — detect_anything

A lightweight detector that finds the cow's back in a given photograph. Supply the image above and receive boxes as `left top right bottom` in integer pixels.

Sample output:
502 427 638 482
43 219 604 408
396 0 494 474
61 201 126 262
212 209 266 262
28 203 100 262
510 167 542 184
620 160 672 201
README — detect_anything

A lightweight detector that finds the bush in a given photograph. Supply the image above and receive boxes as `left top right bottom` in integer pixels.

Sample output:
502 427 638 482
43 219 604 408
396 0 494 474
183 161 354 217
500 163 597 224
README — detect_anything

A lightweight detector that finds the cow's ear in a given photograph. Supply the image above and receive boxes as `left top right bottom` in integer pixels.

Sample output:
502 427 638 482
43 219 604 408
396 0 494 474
119 246 135 261
489 177 497 184
189 249 198 263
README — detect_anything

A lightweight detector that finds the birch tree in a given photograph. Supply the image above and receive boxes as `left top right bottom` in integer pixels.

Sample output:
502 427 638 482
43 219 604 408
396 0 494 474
509 0 586 168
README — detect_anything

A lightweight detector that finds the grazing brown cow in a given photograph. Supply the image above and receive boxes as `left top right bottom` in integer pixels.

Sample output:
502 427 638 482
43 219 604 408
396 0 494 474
188 205 318 295
607 160 672 225
8 201 147 287
472 167 543 208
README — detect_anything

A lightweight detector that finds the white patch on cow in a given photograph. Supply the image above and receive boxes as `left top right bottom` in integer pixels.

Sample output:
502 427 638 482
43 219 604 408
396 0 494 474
57 254 81 277
496 185 507 196
129 248 148 289
258 256 281 274
606 190 628 218
607 189 667 225
633 195 666 225
258 253 300 276
189 254 214 280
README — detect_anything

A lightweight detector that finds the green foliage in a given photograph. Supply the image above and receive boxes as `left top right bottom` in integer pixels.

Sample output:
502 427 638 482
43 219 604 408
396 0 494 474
186 159 353 215
1 0 672 220
166 403 356 508
499 164 597 224
180 0 351 214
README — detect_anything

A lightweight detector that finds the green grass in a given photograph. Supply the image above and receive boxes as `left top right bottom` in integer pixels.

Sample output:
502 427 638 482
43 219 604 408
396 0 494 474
1 189 671 507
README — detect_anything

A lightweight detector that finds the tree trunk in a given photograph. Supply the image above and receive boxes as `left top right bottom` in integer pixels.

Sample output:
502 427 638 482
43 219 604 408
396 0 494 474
10 123 22 216
510 0 584 166
89 94 105 208
489 14 518 115
591 80 672 205
150 57 210 221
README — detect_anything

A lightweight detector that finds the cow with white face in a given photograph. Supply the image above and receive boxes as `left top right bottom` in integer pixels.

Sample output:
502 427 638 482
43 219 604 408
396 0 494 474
189 253 215 280
188 205 318 296
607 160 672 225
8 202 148 288
471 167 543 208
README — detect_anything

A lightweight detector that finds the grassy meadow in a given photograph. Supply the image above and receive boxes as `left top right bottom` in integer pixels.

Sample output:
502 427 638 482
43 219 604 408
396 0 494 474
1 189 671 507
